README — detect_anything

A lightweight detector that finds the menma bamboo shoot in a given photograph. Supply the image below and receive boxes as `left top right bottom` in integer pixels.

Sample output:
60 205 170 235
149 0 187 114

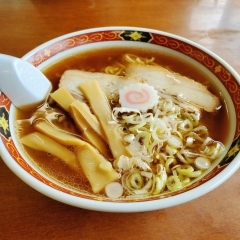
70 100 105 137
76 143 119 193
79 80 130 159
34 120 84 146
69 103 112 159
50 87 75 111
20 132 79 171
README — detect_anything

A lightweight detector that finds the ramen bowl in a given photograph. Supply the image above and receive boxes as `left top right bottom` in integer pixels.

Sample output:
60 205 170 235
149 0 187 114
0 27 239 212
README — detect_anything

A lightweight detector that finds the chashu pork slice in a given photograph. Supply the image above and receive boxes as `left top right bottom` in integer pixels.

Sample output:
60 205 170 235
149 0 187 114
59 65 220 112
125 64 220 112
59 70 140 102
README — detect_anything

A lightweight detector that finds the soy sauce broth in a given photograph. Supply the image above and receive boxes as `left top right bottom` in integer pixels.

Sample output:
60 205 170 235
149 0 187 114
15 46 229 196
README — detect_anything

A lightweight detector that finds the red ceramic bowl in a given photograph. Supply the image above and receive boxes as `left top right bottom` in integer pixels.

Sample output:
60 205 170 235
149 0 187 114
1 27 239 212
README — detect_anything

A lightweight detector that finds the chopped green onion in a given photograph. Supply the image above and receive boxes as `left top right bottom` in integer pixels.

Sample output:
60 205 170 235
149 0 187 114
105 182 123 199
166 175 182 191
194 157 211 170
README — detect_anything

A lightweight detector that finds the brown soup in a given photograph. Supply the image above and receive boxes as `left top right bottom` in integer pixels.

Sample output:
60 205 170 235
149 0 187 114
15 46 229 198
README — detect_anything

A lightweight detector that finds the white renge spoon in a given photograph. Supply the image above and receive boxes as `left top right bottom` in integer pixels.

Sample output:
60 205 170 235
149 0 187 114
0 54 52 110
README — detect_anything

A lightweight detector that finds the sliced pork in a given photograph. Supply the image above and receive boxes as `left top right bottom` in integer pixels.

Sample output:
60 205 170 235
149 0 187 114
59 70 140 102
59 64 220 112
125 64 220 112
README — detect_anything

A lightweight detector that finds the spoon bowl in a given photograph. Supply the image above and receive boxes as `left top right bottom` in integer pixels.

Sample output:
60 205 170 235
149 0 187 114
0 54 52 110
